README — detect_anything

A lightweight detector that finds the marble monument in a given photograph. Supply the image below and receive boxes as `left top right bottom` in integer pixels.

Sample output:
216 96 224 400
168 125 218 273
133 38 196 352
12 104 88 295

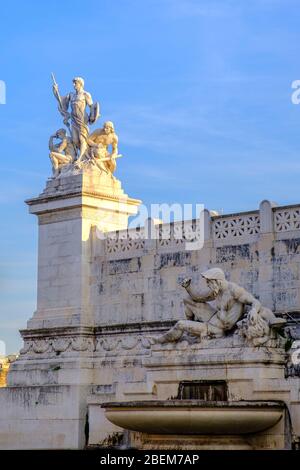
0 78 300 450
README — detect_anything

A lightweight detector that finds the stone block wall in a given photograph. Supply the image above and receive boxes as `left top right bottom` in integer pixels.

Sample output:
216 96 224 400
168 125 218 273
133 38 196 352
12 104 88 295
90 200 300 329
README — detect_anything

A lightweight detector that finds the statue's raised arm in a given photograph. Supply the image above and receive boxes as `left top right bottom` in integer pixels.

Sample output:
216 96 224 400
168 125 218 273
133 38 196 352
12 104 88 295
51 73 71 127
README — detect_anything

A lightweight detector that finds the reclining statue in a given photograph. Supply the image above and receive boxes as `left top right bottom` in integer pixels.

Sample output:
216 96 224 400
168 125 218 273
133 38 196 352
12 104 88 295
152 268 286 346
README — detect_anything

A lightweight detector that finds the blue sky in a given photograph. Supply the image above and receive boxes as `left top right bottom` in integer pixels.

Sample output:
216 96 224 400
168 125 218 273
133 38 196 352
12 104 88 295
1 0 300 353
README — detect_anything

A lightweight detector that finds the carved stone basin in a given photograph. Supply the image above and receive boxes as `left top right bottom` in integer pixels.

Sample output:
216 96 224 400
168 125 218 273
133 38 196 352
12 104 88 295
102 400 284 435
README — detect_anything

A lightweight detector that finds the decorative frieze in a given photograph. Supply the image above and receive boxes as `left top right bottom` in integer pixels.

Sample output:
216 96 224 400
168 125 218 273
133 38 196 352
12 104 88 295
105 220 202 258
105 228 145 256
95 336 151 354
213 213 260 242
19 336 95 357
18 327 156 358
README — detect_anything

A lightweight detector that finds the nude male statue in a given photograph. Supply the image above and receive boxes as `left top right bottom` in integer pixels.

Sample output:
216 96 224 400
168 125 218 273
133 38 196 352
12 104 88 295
88 121 119 176
52 76 99 161
49 129 76 177
153 268 286 344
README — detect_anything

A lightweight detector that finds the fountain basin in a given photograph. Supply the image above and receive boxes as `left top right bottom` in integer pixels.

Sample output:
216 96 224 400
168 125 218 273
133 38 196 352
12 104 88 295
102 400 284 435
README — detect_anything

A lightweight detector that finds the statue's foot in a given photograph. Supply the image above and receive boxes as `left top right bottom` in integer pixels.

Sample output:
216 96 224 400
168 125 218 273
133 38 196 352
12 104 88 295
145 335 165 345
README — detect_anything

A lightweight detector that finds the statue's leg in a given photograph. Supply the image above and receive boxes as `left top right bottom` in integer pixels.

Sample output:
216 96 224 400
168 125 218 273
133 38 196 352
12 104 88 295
56 154 72 165
183 299 196 320
53 157 58 171
77 127 89 161
106 158 117 179
71 128 80 160
259 307 286 328
78 137 87 160
154 320 208 344
183 297 215 322
72 127 79 147
49 153 59 176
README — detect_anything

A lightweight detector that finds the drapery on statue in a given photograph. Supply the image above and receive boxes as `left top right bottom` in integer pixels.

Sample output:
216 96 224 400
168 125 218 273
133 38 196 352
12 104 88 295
152 268 286 346
52 75 100 162
49 129 76 177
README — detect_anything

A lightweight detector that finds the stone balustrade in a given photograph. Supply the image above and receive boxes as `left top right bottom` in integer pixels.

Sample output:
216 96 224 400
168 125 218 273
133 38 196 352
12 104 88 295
102 200 300 259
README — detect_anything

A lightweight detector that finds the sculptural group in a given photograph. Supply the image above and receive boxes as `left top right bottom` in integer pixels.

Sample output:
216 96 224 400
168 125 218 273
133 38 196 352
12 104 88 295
49 75 120 178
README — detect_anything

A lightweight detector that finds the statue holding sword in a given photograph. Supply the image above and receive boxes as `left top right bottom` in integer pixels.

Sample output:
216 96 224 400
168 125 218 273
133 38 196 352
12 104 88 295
51 74 100 162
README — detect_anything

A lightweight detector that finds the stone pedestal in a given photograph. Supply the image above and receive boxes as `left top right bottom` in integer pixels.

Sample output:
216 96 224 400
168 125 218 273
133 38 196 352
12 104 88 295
25 169 140 330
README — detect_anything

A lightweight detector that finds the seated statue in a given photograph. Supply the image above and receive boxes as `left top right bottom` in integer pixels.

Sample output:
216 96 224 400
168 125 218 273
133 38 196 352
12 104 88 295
153 268 286 346
49 129 76 177
88 121 119 177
